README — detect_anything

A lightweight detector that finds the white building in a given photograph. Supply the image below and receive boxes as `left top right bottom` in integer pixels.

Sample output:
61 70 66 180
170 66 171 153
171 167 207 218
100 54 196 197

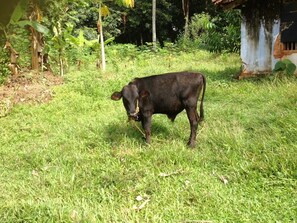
213 0 297 78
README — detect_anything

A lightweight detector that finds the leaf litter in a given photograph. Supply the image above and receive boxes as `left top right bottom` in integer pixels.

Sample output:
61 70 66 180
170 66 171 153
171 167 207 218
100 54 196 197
0 71 63 117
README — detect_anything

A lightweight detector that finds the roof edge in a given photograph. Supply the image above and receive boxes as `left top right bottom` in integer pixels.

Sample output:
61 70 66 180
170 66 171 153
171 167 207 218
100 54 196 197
212 0 248 10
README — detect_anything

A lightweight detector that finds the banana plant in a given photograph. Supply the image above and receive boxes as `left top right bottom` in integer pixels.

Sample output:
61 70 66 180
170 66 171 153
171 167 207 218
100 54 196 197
27 0 49 71
0 0 49 73
95 0 134 71
97 3 109 71
1 0 49 73
64 25 115 70
46 0 75 76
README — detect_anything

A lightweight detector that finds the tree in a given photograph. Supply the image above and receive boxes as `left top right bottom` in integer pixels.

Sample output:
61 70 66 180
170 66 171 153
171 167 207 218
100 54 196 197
2 0 49 71
115 0 182 46
97 3 108 71
182 0 190 37
0 0 48 74
94 0 135 72
44 0 70 75
152 0 156 51
28 0 45 71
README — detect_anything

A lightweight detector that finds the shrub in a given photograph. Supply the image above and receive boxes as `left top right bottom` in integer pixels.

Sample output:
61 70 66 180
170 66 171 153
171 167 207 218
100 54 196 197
179 10 241 53
0 45 10 83
273 59 297 76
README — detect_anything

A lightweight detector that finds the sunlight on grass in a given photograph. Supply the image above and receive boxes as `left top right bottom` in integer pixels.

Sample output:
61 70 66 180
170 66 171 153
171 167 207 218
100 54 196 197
0 46 296 222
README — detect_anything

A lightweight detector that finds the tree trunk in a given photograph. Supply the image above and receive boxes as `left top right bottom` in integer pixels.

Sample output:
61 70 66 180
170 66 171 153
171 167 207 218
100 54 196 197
182 0 190 38
98 3 106 72
31 28 39 71
29 1 44 72
59 52 64 76
56 21 64 76
4 41 19 76
152 0 157 51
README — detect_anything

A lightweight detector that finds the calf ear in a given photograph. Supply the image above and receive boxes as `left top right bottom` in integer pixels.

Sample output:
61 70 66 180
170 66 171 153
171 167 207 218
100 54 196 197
111 91 122 101
140 90 150 99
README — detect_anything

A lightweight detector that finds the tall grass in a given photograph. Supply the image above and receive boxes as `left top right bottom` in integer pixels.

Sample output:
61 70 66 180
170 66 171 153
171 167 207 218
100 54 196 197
0 45 296 222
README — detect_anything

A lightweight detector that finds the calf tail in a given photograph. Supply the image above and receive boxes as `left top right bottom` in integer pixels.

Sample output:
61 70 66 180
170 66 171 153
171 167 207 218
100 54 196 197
199 74 206 122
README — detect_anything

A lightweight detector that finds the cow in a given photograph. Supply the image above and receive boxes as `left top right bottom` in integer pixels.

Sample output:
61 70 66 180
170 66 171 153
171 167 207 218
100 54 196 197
111 71 206 147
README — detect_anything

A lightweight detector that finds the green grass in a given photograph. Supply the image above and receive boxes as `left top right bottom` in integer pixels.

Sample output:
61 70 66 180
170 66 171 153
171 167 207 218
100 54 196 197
0 46 297 222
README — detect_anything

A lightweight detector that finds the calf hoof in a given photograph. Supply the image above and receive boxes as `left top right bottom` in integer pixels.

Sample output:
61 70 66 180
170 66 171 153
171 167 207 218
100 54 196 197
187 141 196 148
143 137 151 145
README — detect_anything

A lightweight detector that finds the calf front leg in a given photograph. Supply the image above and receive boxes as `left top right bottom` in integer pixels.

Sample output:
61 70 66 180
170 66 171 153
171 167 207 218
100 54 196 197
186 107 199 148
141 116 152 144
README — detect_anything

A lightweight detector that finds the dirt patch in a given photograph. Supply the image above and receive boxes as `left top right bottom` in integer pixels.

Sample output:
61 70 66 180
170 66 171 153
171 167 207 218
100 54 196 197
0 71 63 117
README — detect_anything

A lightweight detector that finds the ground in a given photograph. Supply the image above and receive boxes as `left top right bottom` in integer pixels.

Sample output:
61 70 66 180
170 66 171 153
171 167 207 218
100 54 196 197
0 71 63 117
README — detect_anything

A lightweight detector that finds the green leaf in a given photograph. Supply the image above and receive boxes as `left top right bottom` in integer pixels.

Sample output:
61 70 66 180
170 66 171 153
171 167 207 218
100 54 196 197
85 39 99 48
9 0 28 24
17 20 49 35
273 61 286 72
104 37 115 45
77 30 85 47
286 62 296 75
282 58 292 65
66 34 79 46
31 21 50 35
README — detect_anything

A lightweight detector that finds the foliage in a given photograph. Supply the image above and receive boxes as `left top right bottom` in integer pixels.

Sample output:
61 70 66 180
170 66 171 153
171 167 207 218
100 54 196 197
116 0 181 45
17 20 49 35
8 0 27 24
4 25 31 68
102 10 123 40
0 0 245 75
0 41 10 83
6 0 49 35
1 47 297 222
188 12 215 39
179 10 241 53
273 58 297 76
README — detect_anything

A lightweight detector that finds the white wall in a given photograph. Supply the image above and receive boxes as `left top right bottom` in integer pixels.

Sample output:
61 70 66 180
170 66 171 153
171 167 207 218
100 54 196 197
241 20 281 74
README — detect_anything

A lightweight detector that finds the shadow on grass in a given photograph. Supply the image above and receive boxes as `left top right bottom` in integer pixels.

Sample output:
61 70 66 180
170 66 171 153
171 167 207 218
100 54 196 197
199 67 241 82
200 66 297 84
103 119 185 146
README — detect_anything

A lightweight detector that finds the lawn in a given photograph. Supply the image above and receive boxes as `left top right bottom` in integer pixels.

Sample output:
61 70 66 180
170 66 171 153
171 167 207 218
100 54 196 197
0 45 296 222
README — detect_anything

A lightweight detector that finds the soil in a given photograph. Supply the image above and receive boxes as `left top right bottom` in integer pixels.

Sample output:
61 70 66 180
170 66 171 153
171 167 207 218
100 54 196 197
0 71 63 117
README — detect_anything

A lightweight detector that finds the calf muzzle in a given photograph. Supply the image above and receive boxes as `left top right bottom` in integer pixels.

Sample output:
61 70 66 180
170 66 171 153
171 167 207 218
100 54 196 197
128 112 141 121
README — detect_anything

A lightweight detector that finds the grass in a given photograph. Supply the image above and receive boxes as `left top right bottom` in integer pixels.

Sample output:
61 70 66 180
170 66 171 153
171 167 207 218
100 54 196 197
0 45 297 222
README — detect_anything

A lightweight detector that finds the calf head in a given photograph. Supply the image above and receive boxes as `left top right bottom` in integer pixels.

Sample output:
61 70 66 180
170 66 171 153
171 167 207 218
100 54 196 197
111 84 140 121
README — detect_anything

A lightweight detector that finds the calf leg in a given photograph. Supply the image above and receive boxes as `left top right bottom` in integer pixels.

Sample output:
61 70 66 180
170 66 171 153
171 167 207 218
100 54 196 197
186 107 199 148
141 116 152 144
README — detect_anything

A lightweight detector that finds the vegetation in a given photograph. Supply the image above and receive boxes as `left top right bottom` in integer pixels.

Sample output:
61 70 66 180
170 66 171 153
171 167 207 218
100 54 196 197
0 0 296 222
0 45 296 222
0 0 241 79
273 58 297 76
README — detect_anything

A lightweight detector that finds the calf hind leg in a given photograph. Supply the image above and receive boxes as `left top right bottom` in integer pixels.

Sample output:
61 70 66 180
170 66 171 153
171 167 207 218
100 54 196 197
186 107 199 148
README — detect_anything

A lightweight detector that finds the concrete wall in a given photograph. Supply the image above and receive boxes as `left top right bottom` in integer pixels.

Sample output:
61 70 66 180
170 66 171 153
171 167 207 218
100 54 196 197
240 19 297 77
240 20 280 75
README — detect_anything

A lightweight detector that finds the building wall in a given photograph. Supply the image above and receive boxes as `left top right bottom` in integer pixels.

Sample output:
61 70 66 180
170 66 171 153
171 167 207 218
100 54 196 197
240 20 280 76
240 19 297 77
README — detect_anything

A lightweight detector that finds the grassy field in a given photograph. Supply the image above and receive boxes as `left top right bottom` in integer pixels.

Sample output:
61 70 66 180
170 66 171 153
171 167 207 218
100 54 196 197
0 45 297 222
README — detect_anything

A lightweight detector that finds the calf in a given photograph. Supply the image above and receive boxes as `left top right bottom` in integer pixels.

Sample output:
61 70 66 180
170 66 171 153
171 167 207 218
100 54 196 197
111 71 206 147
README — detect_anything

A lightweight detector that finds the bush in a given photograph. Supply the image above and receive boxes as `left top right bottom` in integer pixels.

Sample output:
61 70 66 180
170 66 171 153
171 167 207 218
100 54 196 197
179 10 241 53
0 36 11 83
273 59 297 76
